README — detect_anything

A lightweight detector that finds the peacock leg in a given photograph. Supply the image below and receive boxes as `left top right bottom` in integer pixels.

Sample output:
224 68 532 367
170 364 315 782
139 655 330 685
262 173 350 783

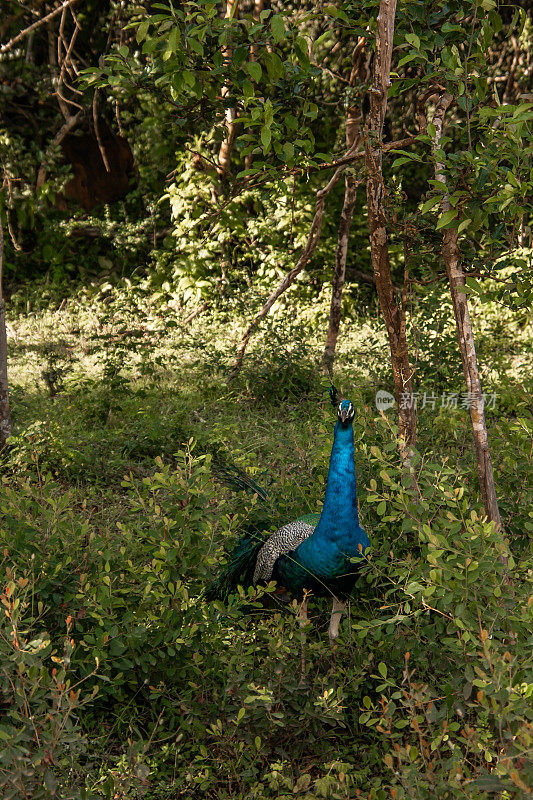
298 596 309 627
328 597 346 644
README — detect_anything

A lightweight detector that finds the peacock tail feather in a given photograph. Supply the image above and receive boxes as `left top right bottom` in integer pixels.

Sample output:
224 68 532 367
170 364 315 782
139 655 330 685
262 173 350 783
203 529 264 602
210 447 269 501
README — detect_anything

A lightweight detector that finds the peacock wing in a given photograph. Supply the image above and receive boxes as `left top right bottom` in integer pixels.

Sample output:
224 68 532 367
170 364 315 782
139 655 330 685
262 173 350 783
253 517 316 584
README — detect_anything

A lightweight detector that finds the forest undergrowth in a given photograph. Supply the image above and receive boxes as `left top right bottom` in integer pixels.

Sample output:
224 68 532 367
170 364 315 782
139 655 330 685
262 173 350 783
1 272 532 799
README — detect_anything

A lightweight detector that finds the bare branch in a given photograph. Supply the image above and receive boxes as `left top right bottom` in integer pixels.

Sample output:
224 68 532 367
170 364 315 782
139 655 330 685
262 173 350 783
230 172 343 375
0 0 77 55
322 36 368 375
0 210 12 446
183 302 210 325
93 91 111 173
57 11 80 91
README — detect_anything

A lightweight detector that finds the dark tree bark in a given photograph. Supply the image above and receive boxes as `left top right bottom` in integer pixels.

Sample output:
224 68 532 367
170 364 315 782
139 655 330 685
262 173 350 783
431 93 504 539
322 39 369 376
0 212 12 449
364 0 417 459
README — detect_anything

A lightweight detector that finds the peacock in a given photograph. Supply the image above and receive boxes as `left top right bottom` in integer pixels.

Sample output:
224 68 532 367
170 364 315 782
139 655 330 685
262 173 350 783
205 387 370 642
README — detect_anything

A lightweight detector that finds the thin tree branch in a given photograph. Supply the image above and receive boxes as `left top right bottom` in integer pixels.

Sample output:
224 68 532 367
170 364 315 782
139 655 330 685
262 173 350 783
322 37 368 375
0 0 77 54
93 91 111 173
0 205 12 447
229 164 348 376
182 302 210 325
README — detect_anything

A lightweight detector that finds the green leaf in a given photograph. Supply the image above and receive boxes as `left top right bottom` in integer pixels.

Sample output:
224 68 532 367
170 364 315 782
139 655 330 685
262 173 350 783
283 141 294 161
264 52 284 81
168 26 180 52
295 37 310 70
188 38 204 56
436 209 458 229
512 102 533 118
264 100 274 126
465 277 483 295
44 771 58 794
405 33 420 49
270 14 285 43
136 20 150 43
378 662 387 678
247 61 262 82
377 501 386 516
420 196 441 214
314 31 331 48
260 125 271 149
398 53 419 67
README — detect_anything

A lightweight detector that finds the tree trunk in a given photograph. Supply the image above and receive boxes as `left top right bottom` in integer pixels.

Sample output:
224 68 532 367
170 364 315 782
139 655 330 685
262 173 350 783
364 0 417 459
431 93 504 537
321 173 358 376
0 213 12 449
322 39 368 376
443 233 503 530
218 0 240 176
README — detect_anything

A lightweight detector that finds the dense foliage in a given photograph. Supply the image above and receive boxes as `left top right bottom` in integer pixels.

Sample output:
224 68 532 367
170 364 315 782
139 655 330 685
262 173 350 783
0 1 531 798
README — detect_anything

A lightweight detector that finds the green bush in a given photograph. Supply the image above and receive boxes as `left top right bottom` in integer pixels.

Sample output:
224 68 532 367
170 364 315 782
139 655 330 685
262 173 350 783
0 565 95 799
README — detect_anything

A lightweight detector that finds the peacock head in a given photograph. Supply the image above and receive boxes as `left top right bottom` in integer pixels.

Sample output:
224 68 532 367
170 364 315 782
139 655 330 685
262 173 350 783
337 399 355 427
329 386 355 427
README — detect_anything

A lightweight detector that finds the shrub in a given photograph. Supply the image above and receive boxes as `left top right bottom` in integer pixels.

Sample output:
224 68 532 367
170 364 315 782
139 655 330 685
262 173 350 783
0 567 95 799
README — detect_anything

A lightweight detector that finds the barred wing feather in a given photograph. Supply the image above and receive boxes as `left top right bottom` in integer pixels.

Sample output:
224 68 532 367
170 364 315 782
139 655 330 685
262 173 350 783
253 517 317 583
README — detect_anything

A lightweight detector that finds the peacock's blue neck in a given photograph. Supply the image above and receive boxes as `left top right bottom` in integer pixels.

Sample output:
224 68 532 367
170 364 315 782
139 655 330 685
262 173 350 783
311 421 368 555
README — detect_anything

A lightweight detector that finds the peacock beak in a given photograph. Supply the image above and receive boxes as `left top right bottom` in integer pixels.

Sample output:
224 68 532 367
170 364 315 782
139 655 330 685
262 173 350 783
339 409 349 423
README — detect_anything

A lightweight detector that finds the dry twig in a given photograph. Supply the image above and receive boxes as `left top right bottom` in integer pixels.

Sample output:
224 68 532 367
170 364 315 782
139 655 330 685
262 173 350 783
0 0 77 54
